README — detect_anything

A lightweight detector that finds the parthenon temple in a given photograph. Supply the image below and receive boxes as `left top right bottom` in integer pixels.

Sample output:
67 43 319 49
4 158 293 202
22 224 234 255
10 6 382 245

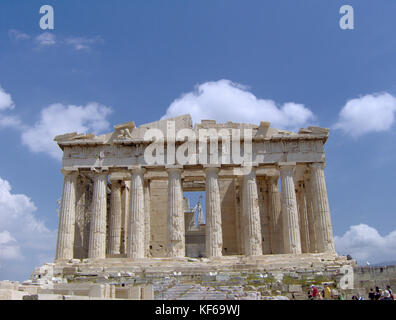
53 114 336 264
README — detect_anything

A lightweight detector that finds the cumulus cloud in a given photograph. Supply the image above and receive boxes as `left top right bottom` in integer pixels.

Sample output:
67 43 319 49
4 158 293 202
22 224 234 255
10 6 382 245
0 86 21 129
21 102 112 160
0 86 14 111
162 80 316 130
0 231 22 260
0 176 56 279
335 224 396 265
334 92 396 137
35 32 56 46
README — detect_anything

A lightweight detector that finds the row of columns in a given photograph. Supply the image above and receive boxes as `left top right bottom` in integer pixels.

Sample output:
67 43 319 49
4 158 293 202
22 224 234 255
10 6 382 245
55 162 335 261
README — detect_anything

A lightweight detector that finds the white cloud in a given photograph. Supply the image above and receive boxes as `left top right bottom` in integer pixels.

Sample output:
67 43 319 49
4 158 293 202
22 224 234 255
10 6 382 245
334 92 396 137
0 177 56 279
64 36 103 51
162 80 316 130
0 86 21 129
335 224 396 264
21 102 112 160
35 32 56 46
8 29 30 41
0 86 14 111
0 231 21 260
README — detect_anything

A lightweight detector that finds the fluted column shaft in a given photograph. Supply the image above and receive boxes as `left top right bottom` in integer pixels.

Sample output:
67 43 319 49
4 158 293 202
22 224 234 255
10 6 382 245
56 170 78 260
121 181 131 254
205 167 223 257
144 180 151 258
88 172 108 259
258 178 271 254
305 177 318 253
108 180 122 255
296 181 310 253
267 176 282 254
167 167 185 258
242 168 263 256
310 163 335 253
128 167 145 259
279 164 301 254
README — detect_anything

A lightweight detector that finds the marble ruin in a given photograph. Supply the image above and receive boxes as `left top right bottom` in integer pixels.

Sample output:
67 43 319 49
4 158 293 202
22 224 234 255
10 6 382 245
53 114 336 262
1 114 364 300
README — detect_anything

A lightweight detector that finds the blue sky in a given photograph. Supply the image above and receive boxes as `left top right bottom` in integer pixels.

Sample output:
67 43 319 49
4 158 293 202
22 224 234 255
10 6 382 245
1 0 396 280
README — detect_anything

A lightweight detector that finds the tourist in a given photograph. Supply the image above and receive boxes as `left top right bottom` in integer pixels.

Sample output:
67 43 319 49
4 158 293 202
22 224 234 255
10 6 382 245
307 288 313 300
380 290 392 300
374 286 381 300
311 285 319 300
386 285 393 300
331 288 338 300
324 284 332 300
368 288 375 300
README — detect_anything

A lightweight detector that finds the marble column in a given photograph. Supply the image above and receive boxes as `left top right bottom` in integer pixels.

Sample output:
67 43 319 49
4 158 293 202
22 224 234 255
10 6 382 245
55 169 78 261
258 178 271 255
166 166 185 258
205 166 223 257
88 171 108 259
267 175 282 254
279 163 301 254
310 163 335 253
108 179 122 255
121 180 131 254
144 180 151 258
304 176 318 253
242 167 263 256
296 181 310 253
127 167 145 259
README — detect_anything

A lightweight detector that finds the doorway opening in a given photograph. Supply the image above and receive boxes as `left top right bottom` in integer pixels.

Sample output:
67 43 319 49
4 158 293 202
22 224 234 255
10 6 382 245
183 191 206 258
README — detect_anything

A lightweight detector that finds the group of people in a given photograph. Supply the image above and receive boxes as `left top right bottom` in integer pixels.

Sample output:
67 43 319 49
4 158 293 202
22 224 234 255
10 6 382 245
307 284 394 300
367 286 394 300
307 284 342 300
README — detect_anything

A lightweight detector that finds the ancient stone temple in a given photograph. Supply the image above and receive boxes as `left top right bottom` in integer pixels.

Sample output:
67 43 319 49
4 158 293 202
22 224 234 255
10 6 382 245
23 114 358 300
53 114 336 262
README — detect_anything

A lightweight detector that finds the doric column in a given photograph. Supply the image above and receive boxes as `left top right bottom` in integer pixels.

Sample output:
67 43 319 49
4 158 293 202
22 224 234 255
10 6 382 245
205 166 223 258
304 176 318 253
258 178 271 254
279 163 301 254
121 180 131 254
296 181 310 253
267 175 282 254
88 170 108 259
309 163 335 253
144 180 151 258
108 179 122 255
242 167 263 256
166 166 185 258
127 166 146 259
55 169 78 261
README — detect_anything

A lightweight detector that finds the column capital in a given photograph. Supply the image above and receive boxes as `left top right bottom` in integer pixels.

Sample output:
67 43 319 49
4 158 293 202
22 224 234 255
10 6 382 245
60 168 78 176
241 162 259 168
90 167 109 174
165 164 183 171
277 161 296 170
204 165 220 174
310 162 326 170
128 165 146 175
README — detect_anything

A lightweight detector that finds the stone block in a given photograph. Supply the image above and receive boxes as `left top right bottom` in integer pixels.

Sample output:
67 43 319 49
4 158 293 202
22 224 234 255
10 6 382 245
63 267 78 275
